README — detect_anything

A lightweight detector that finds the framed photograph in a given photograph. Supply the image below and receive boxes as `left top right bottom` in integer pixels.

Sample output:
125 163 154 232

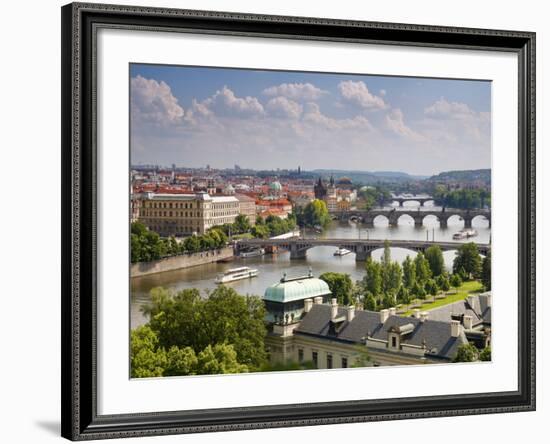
61 2 535 440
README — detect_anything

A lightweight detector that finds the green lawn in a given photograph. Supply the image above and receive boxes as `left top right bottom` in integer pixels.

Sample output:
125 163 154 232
402 280 484 316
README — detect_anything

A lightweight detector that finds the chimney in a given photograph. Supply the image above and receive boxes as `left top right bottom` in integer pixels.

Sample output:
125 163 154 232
379 309 389 323
313 296 323 305
412 309 421 319
451 320 461 338
331 298 338 320
304 298 313 313
467 296 477 310
389 307 396 317
347 305 355 322
463 315 473 330
420 311 429 322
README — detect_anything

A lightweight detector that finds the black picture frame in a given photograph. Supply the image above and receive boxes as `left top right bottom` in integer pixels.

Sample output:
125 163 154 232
61 2 536 440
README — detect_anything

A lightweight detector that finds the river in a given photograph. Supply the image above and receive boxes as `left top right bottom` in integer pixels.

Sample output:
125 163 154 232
131 204 490 328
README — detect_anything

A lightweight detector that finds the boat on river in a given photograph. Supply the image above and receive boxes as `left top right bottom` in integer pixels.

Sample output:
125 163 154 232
215 266 259 284
239 248 265 258
453 228 478 240
334 247 351 256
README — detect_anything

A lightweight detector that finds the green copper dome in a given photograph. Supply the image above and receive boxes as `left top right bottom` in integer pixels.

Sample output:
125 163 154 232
269 181 282 191
263 274 331 303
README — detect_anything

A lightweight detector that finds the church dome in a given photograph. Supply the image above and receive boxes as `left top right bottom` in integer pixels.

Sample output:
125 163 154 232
223 184 235 194
269 181 282 191
337 176 352 184
263 274 331 303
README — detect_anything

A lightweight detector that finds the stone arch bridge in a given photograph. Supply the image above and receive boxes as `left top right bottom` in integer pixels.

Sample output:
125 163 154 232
236 238 490 261
333 208 491 228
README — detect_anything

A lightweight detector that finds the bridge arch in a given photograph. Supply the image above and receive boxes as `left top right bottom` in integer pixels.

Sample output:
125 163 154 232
372 214 390 226
472 214 491 227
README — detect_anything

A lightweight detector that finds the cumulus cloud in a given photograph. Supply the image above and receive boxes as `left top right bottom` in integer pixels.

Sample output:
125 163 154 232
302 102 372 130
385 108 424 140
201 86 265 117
263 82 327 101
425 97 479 120
338 80 387 110
266 96 303 119
131 75 185 126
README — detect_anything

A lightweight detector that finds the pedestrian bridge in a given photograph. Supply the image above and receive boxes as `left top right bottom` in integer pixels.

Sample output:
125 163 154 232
235 238 490 261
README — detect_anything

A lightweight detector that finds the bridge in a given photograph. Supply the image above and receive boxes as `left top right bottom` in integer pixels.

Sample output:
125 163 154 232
235 238 491 261
332 208 491 228
391 195 434 207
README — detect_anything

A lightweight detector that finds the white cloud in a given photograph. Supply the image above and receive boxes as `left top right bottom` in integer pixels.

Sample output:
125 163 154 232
425 97 477 120
263 82 327 101
302 102 372 130
201 86 264 117
379 89 387 96
385 108 424 141
338 80 387 110
266 96 303 119
131 75 185 126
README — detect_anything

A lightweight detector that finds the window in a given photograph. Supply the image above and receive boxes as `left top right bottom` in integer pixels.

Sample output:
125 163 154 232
312 351 318 368
326 353 333 369
341 357 348 368
298 348 304 363
391 336 397 348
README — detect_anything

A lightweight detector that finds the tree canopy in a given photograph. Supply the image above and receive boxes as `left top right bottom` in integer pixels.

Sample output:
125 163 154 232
295 199 331 228
453 242 482 279
135 286 268 376
319 272 354 305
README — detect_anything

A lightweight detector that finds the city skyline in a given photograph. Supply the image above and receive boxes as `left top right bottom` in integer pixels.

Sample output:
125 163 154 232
130 64 491 176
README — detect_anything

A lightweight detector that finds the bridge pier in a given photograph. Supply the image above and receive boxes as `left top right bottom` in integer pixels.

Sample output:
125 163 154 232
463 217 473 228
363 217 375 228
355 245 371 261
413 216 424 228
440 218 448 229
289 244 307 260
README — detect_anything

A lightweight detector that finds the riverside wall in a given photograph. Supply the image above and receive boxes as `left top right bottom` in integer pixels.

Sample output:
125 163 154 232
130 246 234 277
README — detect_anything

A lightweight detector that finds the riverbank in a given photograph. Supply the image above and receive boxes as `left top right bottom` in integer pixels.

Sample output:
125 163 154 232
130 246 234 277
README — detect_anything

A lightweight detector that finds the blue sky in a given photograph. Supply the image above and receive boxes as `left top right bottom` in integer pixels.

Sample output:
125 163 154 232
130 64 491 175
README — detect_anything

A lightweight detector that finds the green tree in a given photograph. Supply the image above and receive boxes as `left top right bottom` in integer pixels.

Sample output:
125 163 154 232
298 199 331 228
453 343 479 362
437 273 451 293
481 251 491 291
130 325 167 378
453 242 482 279
479 346 491 362
364 257 382 301
233 214 251 234
424 278 439 300
450 274 463 293
414 252 432 285
183 235 201 253
382 292 397 309
251 224 270 239
196 343 248 375
143 286 268 371
402 256 416 289
165 346 198 376
397 285 411 306
364 292 377 311
412 281 426 300
425 245 445 277
319 272 354 305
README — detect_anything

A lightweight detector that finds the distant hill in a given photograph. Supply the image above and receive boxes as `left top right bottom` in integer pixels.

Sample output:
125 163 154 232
427 169 491 185
311 169 426 184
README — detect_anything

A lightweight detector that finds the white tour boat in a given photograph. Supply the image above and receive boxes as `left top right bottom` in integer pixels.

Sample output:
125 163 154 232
334 247 351 256
453 228 478 240
215 266 259 284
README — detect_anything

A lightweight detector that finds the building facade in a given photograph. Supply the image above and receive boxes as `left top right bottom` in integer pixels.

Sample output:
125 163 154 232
235 194 257 225
265 290 492 368
137 192 240 236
